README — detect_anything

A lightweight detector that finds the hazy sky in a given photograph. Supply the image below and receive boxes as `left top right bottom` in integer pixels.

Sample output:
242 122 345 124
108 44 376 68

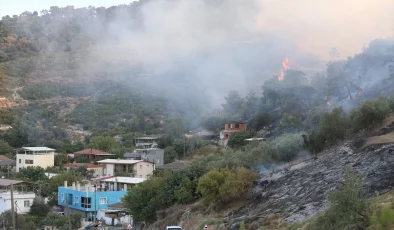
0 0 393 60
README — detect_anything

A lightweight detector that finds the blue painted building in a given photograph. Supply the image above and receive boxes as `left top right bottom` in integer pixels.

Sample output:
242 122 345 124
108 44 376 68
58 177 145 218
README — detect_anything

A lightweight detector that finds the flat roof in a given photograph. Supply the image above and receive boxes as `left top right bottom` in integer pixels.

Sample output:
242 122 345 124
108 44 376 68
99 177 146 184
135 137 158 140
97 159 148 165
21 147 55 151
0 179 25 186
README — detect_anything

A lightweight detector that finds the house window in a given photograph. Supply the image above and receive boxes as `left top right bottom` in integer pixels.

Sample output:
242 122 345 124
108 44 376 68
18 159 21 163
225 134 229 139
25 160 33 164
75 196 79 204
140 165 142 169
24 200 30 207
235 124 240 128
81 197 91 208
99 198 107 205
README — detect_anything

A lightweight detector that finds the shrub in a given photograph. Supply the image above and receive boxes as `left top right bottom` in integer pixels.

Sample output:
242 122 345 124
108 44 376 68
228 130 251 149
369 205 394 229
239 221 246 230
197 168 258 204
272 132 305 161
318 107 348 142
310 169 370 230
350 97 391 132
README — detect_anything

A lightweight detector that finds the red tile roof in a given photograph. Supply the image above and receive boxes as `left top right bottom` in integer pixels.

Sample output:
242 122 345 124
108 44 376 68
63 163 104 169
73 148 114 156
0 155 10 161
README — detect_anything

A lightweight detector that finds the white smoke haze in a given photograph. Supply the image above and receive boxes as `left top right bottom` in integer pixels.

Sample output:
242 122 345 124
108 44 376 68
24 0 392 112
78 0 327 109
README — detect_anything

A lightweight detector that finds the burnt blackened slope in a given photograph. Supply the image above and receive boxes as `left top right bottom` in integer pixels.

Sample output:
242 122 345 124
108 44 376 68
227 141 394 229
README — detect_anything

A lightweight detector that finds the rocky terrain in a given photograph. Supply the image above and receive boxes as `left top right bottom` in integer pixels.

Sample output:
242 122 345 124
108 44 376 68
227 123 394 229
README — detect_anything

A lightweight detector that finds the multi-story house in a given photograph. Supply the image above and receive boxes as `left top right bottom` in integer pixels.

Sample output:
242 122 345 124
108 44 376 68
64 163 104 178
134 137 158 149
124 148 164 167
0 179 36 214
16 147 55 172
58 178 145 219
71 148 116 162
127 137 164 166
220 121 247 140
97 159 155 178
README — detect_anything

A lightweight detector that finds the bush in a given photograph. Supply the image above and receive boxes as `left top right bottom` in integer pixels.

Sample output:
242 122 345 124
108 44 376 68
310 169 370 230
197 168 258 204
164 146 177 164
369 205 394 230
350 97 391 132
318 107 348 142
228 130 251 149
272 132 305 161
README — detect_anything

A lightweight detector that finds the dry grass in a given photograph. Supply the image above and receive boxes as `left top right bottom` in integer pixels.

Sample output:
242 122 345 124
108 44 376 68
363 132 394 148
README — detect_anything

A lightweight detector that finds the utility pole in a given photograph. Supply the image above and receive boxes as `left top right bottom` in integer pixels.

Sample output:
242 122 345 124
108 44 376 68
183 136 186 159
66 193 71 230
10 183 15 230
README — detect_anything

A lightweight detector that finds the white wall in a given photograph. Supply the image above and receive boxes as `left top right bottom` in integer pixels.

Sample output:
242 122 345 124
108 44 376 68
105 164 114 176
16 152 55 172
0 192 36 214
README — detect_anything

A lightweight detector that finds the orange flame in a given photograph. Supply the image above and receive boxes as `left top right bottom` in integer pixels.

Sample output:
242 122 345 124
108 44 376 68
277 57 289 81
327 101 332 106
278 70 284 81
282 57 289 70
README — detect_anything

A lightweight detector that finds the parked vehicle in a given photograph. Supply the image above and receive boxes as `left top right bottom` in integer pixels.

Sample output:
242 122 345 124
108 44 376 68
165 226 182 230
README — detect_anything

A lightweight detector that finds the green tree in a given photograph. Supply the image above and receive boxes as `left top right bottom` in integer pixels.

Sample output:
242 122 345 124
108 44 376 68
0 140 13 155
350 97 391 132
311 169 370 230
162 118 185 146
174 177 194 204
164 146 177 164
88 135 117 152
0 210 36 230
54 153 67 166
122 177 166 222
227 130 251 149
17 166 47 182
318 107 348 142
29 198 51 217
197 168 257 204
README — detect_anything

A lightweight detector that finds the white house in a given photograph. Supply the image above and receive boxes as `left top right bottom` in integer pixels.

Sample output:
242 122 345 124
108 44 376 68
0 179 35 214
97 159 155 178
16 147 55 172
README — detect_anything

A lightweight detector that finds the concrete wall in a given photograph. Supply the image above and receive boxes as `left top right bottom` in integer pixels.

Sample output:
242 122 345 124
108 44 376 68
16 152 54 172
134 162 154 178
0 192 36 214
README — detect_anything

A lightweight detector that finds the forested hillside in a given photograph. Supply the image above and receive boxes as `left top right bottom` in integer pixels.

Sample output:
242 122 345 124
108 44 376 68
0 0 393 158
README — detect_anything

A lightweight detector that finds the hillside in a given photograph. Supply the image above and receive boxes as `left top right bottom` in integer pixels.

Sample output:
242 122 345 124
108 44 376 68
1 1 394 230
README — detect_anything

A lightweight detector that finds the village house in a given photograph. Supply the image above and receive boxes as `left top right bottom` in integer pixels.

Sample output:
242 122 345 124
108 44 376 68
97 159 155 178
0 179 35 214
124 137 164 166
64 163 104 178
58 178 145 220
71 148 116 162
220 121 247 140
16 147 55 172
